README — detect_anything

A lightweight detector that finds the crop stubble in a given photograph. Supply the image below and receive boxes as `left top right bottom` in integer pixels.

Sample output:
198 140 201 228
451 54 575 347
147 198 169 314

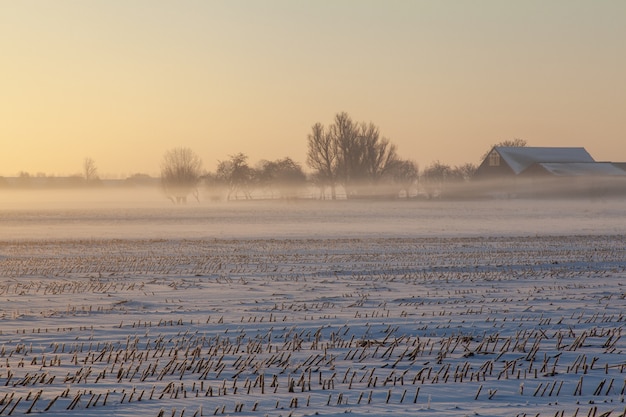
0 236 625 416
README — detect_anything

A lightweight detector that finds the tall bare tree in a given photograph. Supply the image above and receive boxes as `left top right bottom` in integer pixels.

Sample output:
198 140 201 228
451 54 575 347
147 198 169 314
307 112 400 198
160 147 203 204
358 122 398 182
83 157 99 184
306 122 338 199
331 112 360 189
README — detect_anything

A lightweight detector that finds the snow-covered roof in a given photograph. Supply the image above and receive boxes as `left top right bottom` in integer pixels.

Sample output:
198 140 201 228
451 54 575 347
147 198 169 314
534 162 626 177
495 147 594 174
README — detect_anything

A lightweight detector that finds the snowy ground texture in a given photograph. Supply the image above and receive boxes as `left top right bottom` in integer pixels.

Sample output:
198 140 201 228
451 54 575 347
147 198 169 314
1 198 626 417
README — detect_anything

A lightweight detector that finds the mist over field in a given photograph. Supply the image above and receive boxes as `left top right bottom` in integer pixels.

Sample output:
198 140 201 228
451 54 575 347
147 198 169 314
1 189 626 417
1 188 625 240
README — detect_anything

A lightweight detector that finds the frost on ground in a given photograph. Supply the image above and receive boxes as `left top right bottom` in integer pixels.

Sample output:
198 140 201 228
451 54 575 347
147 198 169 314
1 235 625 417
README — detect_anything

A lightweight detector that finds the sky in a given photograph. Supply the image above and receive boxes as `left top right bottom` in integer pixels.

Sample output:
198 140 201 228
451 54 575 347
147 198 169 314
1 0 625 178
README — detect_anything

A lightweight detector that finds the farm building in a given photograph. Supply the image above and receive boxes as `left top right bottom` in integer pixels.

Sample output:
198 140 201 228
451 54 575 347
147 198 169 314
476 147 619 177
473 146 626 197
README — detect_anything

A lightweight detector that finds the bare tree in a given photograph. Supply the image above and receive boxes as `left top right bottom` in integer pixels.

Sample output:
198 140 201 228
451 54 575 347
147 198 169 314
481 138 527 160
358 122 398 182
257 157 307 199
306 122 338 199
17 171 32 188
499 138 527 147
307 112 400 198
331 112 360 190
202 171 228 201
215 153 255 200
160 147 203 204
83 157 99 184
387 159 419 198
450 163 477 182
422 161 452 198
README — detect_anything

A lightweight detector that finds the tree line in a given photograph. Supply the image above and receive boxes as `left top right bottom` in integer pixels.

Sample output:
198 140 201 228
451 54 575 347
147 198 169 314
161 112 523 203
1 112 525 200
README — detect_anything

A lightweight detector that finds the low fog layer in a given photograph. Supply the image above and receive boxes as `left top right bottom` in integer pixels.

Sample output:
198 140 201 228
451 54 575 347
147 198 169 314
1 188 625 240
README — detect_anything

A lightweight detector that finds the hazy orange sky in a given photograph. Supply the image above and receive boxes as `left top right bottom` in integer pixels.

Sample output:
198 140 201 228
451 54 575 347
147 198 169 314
2 1 625 178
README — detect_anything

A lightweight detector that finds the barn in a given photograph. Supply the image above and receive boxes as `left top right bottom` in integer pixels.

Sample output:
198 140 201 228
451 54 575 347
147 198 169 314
473 146 626 197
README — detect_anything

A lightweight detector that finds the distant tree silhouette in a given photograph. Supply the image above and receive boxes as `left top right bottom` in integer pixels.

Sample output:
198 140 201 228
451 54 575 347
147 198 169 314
16 171 32 188
160 147 203 204
480 138 527 161
352 121 398 186
421 161 452 198
202 171 228 201
125 173 156 187
307 122 339 199
257 157 307 199
307 112 400 198
83 157 101 185
450 163 477 182
216 153 255 200
387 159 419 198
330 112 359 192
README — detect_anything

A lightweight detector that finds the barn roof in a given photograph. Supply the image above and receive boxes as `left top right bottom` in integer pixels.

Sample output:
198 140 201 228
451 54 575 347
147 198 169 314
612 162 626 172
533 162 626 177
495 147 594 174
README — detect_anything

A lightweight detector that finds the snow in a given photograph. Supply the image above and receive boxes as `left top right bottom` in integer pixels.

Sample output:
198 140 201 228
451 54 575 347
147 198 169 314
1 196 626 416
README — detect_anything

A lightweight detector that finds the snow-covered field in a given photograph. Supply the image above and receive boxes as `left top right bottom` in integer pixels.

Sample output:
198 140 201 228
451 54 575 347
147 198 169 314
1 196 625 416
